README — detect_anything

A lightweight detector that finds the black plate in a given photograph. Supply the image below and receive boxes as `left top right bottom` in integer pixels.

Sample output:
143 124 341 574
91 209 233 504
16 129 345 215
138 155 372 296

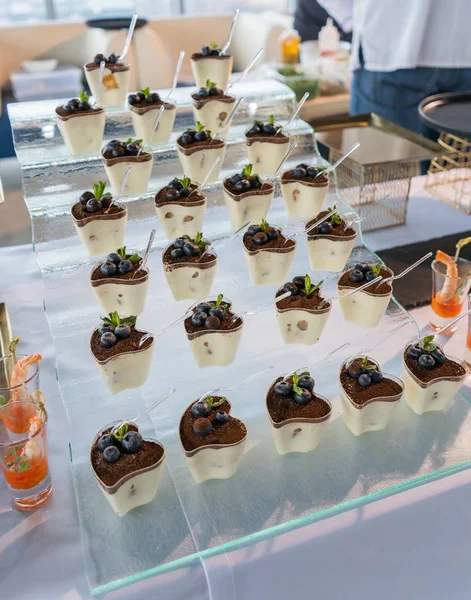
419 92 471 137
86 17 147 30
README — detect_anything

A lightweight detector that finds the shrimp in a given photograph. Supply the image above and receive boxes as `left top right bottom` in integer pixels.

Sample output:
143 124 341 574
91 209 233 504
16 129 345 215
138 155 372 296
23 415 44 461
435 250 459 302
10 353 42 402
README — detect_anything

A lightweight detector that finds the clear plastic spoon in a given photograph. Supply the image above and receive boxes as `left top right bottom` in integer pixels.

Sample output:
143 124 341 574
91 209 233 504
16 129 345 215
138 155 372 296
214 97 243 138
317 275 383 309
314 141 360 179
197 365 273 404
382 252 433 287
225 47 263 95
165 50 185 102
188 155 223 198
118 13 138 61
276 92 310 135
220 9 239 55
131 229 156 280
343 192 392 231
284 208 336 244
274 140 299 175
227 291 292 327
111 386 175 434
92 60 106 107
283 342 351 381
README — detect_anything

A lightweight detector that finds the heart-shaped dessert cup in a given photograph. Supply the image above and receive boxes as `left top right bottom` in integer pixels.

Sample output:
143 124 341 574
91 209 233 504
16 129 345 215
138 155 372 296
243 227 296 286
90 261 149 316
280 169 329 219
162 241 217 301
71 201 127 257
155 186 207 240
90 422 165 517
222 176 274 230
339 357 404 436
179 398 247 483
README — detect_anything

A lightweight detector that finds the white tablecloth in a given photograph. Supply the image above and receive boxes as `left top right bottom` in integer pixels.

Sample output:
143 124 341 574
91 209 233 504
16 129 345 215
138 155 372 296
1 181 471 600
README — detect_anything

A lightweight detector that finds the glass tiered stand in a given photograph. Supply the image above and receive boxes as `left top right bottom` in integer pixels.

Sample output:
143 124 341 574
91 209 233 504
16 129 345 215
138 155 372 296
9 82 471 597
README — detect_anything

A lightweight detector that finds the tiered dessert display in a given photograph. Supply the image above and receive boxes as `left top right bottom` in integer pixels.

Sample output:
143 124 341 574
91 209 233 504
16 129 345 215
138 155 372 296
8 72 471 596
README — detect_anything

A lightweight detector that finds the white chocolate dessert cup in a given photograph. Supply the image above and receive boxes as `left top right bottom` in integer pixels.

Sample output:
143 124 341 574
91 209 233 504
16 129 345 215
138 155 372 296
129 100 176 144
190 54 233 90
91 424 165 517
90 328 154 394
246 136 290 175
84 62 130 107
276 303 331 345
306 232 357 272
192 95 236 135
244 240 296 286
103 153 153 196
280 174 329 218
339 358 404 436
155 188 207 239
56 108 105 155
176 139 226 185
402 348 468 414
163 246 217 301
222 179 274 229
71 202 127 257
91 264 149 315
338 268 393 329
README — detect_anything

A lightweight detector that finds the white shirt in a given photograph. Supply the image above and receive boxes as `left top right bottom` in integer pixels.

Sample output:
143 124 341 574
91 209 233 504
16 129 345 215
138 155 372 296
318 0 471 71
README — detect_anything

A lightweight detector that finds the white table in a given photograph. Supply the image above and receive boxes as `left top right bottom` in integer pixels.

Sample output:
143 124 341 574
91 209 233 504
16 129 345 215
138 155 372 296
1 180 471 600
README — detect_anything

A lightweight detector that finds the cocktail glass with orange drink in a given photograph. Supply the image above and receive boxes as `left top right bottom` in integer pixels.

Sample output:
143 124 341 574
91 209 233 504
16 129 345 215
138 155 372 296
0 400 52 510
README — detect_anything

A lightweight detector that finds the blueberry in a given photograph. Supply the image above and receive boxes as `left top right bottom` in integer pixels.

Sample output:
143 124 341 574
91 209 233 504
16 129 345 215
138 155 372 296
282 282 298 296
181 132 194 145
210 49 220 56
146 92 160 104
209 86 220 96
79 101 91 111
107 252 122 265
103 445 120 462
194 130 208 142
97 434 116 452
307 166 320 178
197 87 209 98
215 411 229 424
293 167 307 178
418 354 436 369
349 269 364 284
247 125 261 135
94 53 106 65
370 370 384 383
108 53 118 64
166 189 181 201
298 375 315 391
191 312 207 327
293 389 312 404
197 302 212 314
407 345 422 360
201 46 211 56
355 263 370 273
431 348 446 365
180 187 192 197
234 179 251 193
126 143 140 156
67 98 79 110
86 198 102 213
128 94 139 105
262 123 277 135
296 163 309 169
249 175 261 189
364 270 377 282
136 92 146 102
101 194 113 209
191 401 212 418
112 146 125 158
253 232 268 245
209 306 225 319
358 373 372 387
174 237 186 248
205 316 221 329
247 224 262 236
292 276 305 289
183 242 200 257
100 261 118 277
168 179 183 190
118 260 133 275
98 323 114 336
193 418 213 437
319 222 333 235
101 332 117 348
266 227 279 240
347 363 366 379
121 431 143 453
228 173 243 186
274 381 292 395
114 324 131 340
170 248 184 259
80 190 94 205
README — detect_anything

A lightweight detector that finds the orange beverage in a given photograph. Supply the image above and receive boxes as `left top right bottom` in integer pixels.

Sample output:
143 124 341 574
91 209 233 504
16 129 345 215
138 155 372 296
430 258 471 334
431 293 463 318
3 446 49 490
280 30 300 64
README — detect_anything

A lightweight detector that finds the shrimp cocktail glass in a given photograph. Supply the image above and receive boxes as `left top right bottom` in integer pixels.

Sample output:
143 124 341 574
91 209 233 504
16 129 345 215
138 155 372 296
0 401 52 511
430 243 471 334
0 353 40 410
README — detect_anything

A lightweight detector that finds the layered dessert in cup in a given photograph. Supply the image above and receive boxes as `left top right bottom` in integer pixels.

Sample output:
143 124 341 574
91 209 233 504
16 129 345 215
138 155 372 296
55 92 105 155
403 335 467 414
179 396 247 483
176 123 225 184
243 221 296 286
191 80 236 135
245 116 290 175
266 371 332 455
190 43 233 90
91 421 165 516
163 233 217 300
338 263 393 328
71 181 127 256
339 356 404 436
275 275 331 345
155 176 207 239
84 52 130 107
183 294 243 367
128 87 176 144
91 246 149 315
281 163 329 218
90 313 154 394
102 138 153 196
305 207 357 272
223 164 274 229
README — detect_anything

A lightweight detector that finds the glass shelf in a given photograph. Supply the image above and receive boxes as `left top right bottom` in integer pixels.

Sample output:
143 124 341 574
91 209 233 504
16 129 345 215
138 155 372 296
10 81 471 596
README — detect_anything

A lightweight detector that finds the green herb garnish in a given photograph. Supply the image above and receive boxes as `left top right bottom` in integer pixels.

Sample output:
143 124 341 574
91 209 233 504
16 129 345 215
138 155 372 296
303 274 323 297
116 246 140 263
101 311 137 329
260 219 270 232
292 371 310 395
92 181 107 201
418 335 437 352
0 396 6 406
175 176 192 188
205 79 217 89
361 356 377 370
78 91 89 103
370 264 382 276
112 422 129 442
209 41 219 49
326 205 343 227
124 138 143 146
205 396 226 408
140 87 151 98
215 294 224 307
